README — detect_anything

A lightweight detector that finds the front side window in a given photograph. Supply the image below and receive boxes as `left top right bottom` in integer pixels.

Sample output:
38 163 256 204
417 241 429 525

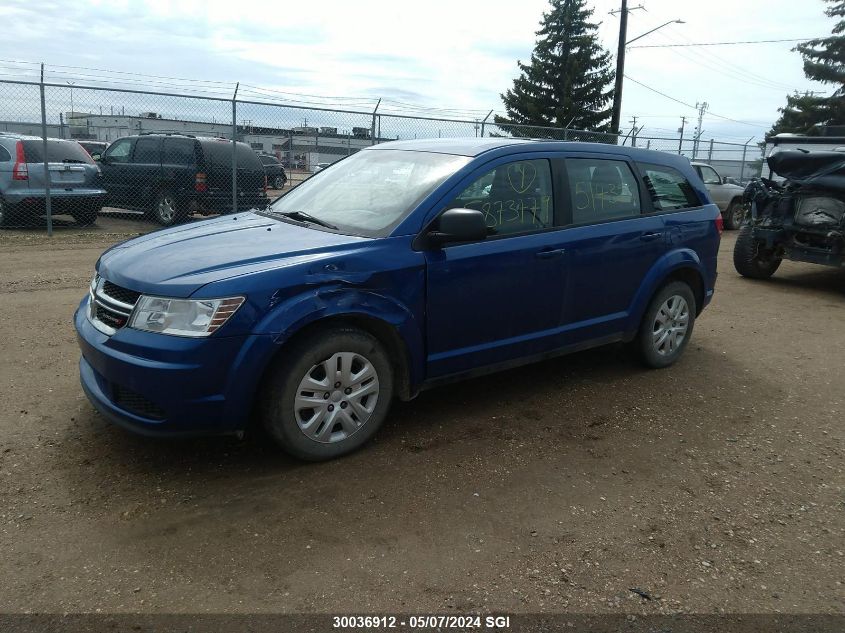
565 158 641 224
104 138 132 163
639 163 701 211
447 159 554 235
267 149 470 237
698 165 721 185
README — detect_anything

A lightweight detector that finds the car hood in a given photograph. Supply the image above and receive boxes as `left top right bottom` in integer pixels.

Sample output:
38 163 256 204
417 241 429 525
96 213 368 297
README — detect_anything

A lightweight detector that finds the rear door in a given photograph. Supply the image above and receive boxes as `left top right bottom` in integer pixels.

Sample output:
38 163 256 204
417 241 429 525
424 155 569 377
558 155 665 341
129 136 162 207
161 137 198 202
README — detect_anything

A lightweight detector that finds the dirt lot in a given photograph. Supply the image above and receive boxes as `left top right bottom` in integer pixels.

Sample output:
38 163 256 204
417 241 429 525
0 223 842 615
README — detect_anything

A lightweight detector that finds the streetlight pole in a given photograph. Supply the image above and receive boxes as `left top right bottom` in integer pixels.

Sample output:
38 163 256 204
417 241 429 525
610 7 684 134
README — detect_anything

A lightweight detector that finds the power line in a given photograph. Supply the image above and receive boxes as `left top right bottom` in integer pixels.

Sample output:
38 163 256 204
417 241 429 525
623 75 770 129
628 37 818 49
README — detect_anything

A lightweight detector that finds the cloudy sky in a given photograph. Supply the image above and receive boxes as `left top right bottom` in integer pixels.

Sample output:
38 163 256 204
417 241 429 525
1 0 837 142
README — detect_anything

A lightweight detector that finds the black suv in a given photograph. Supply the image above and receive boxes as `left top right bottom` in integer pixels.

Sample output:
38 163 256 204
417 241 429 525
96 134 268 225
258 154 287 189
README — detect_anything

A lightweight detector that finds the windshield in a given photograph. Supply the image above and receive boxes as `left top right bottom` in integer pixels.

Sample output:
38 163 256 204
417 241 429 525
266 149 470 236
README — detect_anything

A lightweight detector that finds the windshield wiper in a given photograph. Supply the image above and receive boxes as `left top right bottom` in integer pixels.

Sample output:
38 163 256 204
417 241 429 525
275 210 338 230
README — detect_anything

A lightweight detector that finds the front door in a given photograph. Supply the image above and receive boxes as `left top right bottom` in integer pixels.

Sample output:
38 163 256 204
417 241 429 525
99 137 134 207
697 164 730 211
424 157 569 378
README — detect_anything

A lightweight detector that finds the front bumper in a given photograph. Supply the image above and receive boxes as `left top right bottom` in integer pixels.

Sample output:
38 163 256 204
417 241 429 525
74 297 275 436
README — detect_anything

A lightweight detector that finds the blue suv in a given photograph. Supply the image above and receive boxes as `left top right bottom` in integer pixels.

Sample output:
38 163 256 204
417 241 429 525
75 139 721 460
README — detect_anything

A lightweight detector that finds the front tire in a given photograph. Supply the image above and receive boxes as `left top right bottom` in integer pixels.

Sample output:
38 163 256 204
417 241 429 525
636 281 696 369
259 328 394 461
723 199 746 230
733 225 781 279
272 175 285 189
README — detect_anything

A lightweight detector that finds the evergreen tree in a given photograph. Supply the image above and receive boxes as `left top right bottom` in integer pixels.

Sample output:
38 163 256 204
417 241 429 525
495 0 615 135
770 0 844 135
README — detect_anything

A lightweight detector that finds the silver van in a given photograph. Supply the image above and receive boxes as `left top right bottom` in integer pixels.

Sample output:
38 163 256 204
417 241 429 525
0 133 107 228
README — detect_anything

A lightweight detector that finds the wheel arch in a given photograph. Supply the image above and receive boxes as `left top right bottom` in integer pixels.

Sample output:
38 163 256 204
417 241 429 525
271 313 415 401
629 249 709 335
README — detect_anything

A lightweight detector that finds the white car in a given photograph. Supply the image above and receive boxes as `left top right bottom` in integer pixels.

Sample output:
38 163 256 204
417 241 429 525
691 162 747 230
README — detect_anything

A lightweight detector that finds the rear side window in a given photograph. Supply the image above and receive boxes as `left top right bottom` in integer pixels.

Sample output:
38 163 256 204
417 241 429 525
565 158 641 224
447 159 554 235
0 145 10 162
21 140 93 164
162 138 196 165
133 137 160 164
638 163 701 211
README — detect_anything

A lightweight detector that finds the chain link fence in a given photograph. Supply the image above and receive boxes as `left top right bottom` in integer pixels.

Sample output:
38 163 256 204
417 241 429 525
0 78 764 234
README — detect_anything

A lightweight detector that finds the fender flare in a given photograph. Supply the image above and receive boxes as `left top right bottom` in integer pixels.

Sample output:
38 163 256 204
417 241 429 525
252 285 425 393
626 248 707 335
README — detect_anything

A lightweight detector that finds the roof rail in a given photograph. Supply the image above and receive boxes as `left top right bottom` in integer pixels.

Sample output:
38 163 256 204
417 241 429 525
137 131 197 138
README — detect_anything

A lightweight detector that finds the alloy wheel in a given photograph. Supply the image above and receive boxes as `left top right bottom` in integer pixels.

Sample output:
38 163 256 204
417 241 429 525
157 195 176 223
294 351 380 444
652 295 690 356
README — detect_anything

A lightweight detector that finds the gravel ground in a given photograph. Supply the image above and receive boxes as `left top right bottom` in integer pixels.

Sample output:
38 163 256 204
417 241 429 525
0 224 842 615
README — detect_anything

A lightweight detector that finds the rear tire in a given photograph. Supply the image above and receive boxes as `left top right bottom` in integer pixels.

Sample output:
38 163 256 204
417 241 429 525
636 281 696 369
259 328 394 461
733 225 781 279
723 199 746 230
72 204 100 227
0 198 18 228
150 191 185 226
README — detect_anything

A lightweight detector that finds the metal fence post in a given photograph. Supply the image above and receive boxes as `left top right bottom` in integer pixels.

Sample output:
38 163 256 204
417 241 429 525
708 138 714 162
231 82 238 214
480 110 493 138
39 64 53 237
370 98 380 146
739 136 755 184
678 126 684 155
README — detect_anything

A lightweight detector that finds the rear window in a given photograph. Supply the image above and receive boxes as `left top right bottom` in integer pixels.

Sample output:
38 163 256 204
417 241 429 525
260 155 279 166
202 141 262 170
637 163 701 211
22 140 94 164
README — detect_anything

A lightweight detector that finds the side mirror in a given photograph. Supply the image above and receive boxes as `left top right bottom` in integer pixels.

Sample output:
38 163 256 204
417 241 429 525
429 208 488 245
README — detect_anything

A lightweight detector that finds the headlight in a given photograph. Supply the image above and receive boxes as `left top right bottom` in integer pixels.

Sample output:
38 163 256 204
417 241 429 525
128 295 245 337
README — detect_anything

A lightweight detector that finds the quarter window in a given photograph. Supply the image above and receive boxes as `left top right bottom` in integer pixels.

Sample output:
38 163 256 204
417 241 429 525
565 158 641 224
162 138 195 165
638 163 701 211
447 159 554 235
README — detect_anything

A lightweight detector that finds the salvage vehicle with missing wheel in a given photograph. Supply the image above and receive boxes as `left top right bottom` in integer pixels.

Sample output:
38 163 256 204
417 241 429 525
734 150 845 279
75 138 721 461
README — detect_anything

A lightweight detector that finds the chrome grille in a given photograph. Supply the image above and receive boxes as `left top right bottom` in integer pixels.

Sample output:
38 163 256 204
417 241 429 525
88 275 140 336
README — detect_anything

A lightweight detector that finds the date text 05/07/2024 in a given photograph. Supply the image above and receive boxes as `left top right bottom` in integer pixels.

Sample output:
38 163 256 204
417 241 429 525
332 615 511 629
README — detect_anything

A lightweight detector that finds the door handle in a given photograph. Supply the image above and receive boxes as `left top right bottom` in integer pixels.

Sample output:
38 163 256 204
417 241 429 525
535 248 566 259
639 232 662 242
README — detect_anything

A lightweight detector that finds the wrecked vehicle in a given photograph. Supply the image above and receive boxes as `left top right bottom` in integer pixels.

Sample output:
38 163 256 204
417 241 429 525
734 150 845 278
